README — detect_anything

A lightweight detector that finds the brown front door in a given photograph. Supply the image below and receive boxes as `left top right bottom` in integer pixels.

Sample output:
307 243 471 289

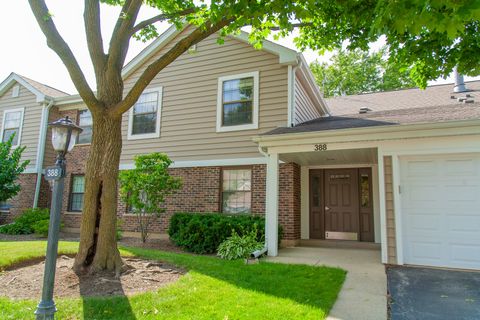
324 169 359 240
309 168 374 241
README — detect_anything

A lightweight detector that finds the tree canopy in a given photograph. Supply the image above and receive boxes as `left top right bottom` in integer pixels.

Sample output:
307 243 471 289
310 47 416 97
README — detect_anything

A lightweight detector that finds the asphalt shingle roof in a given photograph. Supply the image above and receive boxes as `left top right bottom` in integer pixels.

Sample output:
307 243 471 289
17 74 68 98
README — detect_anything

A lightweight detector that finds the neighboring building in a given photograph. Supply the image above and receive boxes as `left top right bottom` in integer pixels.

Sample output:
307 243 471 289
1 24 479 271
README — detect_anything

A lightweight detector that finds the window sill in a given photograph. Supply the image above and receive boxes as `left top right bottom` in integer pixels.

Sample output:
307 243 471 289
216 123 258 132
127 132 160 140
75 143 91 147
65 211 82 215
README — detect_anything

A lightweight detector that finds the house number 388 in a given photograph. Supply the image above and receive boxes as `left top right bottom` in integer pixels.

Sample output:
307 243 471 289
314 144 327 151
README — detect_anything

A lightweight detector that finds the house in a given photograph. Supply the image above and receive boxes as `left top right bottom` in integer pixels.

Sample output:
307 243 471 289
1 24 480 271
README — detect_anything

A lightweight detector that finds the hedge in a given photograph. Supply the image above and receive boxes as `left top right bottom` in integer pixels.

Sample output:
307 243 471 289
168 212 282 254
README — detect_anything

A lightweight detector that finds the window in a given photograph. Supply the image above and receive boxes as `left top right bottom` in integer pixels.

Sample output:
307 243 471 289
216 71 259 132
0 201 10 211
69 175 85 212
221 168 252 214
1 108 24 147
127 87 162 140
77 109 92 144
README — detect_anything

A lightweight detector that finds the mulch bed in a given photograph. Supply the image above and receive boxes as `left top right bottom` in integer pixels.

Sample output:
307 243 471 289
0 255 185 299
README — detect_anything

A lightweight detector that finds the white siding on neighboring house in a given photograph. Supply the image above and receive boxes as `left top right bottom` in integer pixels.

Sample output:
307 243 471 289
120 27 289 164
0 83 42 171
294 76 322 125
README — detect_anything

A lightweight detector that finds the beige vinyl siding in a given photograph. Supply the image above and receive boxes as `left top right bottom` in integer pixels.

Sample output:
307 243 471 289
384 155 397 264
0 83 42 170
121 27 288 164
294 76 321 125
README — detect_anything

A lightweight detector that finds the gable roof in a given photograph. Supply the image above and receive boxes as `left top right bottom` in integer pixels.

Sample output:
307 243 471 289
326 80 480 116
0 72 68 102
122 24 300 79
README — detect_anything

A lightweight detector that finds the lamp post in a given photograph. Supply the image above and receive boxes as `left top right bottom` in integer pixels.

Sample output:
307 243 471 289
35 116 82 320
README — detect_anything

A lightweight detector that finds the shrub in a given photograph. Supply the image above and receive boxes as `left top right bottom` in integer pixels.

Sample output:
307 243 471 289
168 212 282 254
0 208 50 235
217 230 264 260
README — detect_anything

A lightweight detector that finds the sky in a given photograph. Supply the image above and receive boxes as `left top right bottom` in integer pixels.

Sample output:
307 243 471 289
1 1 478 94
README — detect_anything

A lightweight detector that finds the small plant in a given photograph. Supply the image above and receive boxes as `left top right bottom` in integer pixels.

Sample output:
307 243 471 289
32 219 64 237
119 153 182 243
0 208 50 235
217 229 264 260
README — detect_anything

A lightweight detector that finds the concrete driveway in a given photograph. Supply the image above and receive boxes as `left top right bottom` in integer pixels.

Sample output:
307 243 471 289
387 266 480 320
268 246 387 320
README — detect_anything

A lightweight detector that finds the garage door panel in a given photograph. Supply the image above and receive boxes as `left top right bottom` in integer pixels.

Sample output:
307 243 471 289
401 153 480 270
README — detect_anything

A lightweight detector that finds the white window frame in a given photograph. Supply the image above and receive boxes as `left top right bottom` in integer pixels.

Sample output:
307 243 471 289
1 107 25 148
216 71 259 132
127 86 163 140
77 109 93 145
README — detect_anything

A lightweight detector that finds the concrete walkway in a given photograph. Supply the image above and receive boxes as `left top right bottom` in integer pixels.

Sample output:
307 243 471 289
267 246 387 320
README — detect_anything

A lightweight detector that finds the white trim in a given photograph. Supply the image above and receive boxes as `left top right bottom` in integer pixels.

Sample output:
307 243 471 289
12 85 20 98
372 164 381 244
287 65 296 127
391 155 404 265
58 103 88 111
122 24 184 79
23 168 37 174
54 95 84 106
34 101 53 207
127 86 163 140
377 150 388 264
119 157 267 170
265 152 279 256
216 71 259 132
0 73 47 102
0 107 25 148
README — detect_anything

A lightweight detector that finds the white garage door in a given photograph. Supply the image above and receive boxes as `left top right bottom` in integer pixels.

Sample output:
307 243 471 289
400 153 480 270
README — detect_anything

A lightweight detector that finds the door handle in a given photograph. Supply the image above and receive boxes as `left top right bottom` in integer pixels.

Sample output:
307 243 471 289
325 206 330 211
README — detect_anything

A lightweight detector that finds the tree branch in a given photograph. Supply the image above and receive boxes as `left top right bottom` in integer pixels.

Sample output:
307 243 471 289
129 8 197 37
269 22 312 31
84 0 107 80
28 0 100 109
108 0 142 72
110 19 233 116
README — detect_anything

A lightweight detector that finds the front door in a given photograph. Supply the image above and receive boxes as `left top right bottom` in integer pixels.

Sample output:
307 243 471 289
309 168 374 241
324 169 359 240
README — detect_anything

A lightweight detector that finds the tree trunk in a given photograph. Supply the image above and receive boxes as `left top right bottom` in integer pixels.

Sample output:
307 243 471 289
74 111 123 275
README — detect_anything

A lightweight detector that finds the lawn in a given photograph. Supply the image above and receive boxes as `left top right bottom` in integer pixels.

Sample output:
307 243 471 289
0 241 346 320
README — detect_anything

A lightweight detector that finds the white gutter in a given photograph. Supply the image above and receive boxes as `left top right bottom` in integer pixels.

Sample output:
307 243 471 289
287 62 300 127
33 99 54 208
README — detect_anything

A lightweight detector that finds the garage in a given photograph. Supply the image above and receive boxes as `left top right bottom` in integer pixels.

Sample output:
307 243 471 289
400 153 480 270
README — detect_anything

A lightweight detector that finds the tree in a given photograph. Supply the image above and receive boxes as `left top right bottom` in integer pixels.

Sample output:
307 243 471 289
310 47 415 97
28 0 480 273
119 153 182 243
0 134 30 204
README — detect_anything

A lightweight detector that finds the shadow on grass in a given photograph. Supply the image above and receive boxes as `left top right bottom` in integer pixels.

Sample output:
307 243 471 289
121 246 346 312
79 271 136 320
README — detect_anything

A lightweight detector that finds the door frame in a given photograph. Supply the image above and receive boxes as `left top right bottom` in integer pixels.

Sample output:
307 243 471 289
309 167 374 242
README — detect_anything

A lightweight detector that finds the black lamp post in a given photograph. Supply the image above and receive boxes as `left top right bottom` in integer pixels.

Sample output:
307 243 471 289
35 116 82 320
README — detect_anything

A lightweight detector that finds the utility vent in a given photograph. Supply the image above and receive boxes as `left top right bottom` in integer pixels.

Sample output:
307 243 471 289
12 85 20 98
359 107 372 114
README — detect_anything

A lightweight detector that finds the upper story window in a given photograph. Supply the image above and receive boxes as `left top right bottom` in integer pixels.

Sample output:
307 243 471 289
221 168 252 214
1 108 24 147
69 175 85 212
127 87 162 140
77 109 92 144
216 71 259 132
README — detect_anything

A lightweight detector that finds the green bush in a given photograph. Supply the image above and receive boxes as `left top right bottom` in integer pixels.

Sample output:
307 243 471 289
168 212 282 254
0 208 50 235
217 230 264 260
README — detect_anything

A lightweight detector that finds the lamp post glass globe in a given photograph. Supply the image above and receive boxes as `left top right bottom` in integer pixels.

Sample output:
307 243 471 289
49 116 83 154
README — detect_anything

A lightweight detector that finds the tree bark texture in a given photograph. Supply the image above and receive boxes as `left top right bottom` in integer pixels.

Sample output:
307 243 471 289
74 112 123 274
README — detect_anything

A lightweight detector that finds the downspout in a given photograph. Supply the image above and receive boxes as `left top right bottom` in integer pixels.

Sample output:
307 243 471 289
253 145 270 258
33 99 54 208
287 61 300 128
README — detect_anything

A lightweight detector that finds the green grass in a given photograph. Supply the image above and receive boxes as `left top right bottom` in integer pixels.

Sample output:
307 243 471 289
0 241 346 320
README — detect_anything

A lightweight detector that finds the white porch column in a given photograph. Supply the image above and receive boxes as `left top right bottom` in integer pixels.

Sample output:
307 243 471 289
265 152 279 256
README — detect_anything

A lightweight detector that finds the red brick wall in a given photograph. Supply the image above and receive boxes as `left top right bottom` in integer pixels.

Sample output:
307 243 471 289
278 163 301 240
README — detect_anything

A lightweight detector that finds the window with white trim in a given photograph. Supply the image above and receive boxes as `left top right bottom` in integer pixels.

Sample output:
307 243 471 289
217 72 259 132
128 87 162 140
69 175 85 212
221 168 252 214
77 109 92 144
1 108 24 147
